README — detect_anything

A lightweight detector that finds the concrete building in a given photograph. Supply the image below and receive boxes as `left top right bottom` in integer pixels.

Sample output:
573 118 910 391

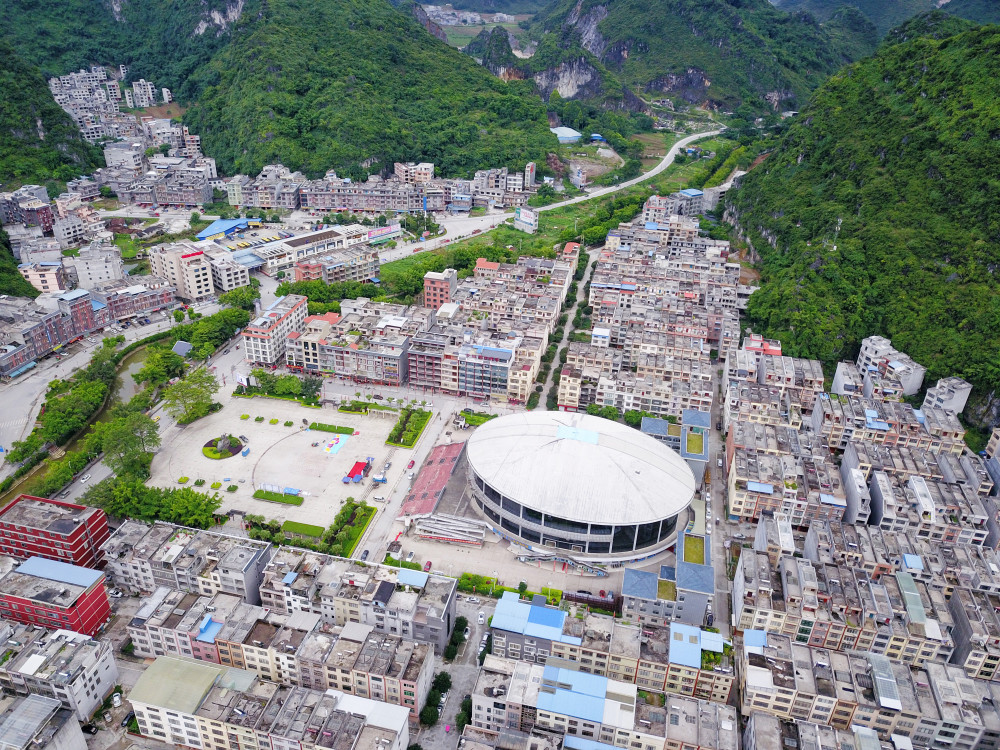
0 557 111 637
242 294 308 366
0 495 110 568
148 243 215 302
393 162 434 184
129 656 411 750
923 376 973 414
205 251 251 292
17 263 68 293
92 277 176 321
857 335 926 396
51 216 88 249
292 245 380 284
101 521 272 604
0 622 119 721
423 268 457 310
0 694 89 750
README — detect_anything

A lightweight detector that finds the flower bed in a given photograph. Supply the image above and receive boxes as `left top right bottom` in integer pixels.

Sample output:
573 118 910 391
240 414 250 420
203 435 243 460
178 476 189 484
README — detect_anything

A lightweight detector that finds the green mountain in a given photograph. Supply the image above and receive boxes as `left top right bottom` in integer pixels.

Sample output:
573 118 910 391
883 10 979 44
0 0 260 100
726 25 1000 395
183 0 554 178
504 0 878 111
0 42 102 189
770 0 1000 34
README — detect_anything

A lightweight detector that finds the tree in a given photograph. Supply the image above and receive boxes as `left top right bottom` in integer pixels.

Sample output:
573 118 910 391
432 672 452 693
187 307 198 320
251 368 277 393
159 143 171 156
585 403 602 416
274 374 302 396
133 348 185 387
98 185 116 199
443 644 458 661
163 367 219 423
96 413 160 477
219 286 261 311
418 706 439 727
301 376 322 402
190 212 201 223
598 405 620 422
173 309 185 323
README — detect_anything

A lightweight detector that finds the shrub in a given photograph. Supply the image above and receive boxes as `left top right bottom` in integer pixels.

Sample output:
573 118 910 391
310 422 354 434
252 489 304 505
210 482 222 489
443 644 458 662
194 479 206 486
269 418 279 425
240 414 250 420
254 416 264 422
227 485 238 492
284 420 293 427
178 476 189 484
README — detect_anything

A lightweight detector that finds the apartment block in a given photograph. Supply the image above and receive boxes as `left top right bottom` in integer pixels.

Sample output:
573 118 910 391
205 250 251 292
250 225 370 276
129 656 410 750
242 294 308 366
620 569 709 629
148 243 214 301
0 621 119 720
92 276 176 321
423 268 457 310
101 521 272 604
393 161 434 183
292 244 379 284
924 376 974 414
0 557 111 637
65 245 125 290
0 694 89 750
17 262 68 293
471 655 738 750
0 495 110 568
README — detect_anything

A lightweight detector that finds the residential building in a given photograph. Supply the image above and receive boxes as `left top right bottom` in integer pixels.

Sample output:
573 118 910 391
923 376 973 414
92 277 176 321
148 243 215 301
394 162 434 184
102 141 146 172
0 694 89 750
242 294 308 366
292 244 379 284
857 335 926 396
423 268 457 310
51 215 89 249
0 557 111 637
620 568 709 629
0 622 119 720
129 656 411 750
17 263 68 293
204 250 251 292
471 655 739 750
101 521 272 604
0 495 110 568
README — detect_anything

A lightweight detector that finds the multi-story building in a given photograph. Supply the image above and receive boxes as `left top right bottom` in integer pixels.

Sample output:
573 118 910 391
102 141 146 172
471 655 739 750
0 495 110 568
0 693 90 750
0 621 119 720
292 245 379 284
0 557 111 637
129 656 411 750
923 376 973 414
242 294 308 366
423 269 457 310
857 335 926 396
91 276 176 321
148 243 215 301
101 521 272 604
17 262 68 293
488 593 735 702
204 250 251 292
394 162 434 184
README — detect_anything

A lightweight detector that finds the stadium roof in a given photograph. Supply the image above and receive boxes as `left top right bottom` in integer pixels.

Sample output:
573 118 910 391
466 412 694 526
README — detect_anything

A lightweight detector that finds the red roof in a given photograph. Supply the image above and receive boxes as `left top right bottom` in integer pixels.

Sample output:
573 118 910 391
476 258 500 271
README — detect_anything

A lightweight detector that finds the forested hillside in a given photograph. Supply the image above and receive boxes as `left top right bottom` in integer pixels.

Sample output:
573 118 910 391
771 0 1000 34
727 25 1000 395
0 42 102 189
184 0 554 178
1 0 260 100
505 0 877 111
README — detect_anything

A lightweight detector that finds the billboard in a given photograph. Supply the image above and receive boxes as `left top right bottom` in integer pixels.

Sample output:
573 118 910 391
235 372 249 387
367 223 401 244
513 207 538 235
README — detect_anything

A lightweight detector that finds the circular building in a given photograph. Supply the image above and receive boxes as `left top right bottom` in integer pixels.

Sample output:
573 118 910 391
466 412 695 563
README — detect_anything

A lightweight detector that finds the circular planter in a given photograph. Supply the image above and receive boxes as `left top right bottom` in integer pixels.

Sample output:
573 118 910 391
202 436 244 460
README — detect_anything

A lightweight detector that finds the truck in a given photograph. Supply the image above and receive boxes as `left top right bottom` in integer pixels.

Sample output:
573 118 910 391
372 474 387 485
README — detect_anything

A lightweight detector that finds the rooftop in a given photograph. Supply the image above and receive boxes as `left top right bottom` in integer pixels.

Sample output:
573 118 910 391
0 495 99 535
129 655 226 714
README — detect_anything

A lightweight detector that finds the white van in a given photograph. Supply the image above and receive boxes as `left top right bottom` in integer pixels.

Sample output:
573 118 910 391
405 551 415 563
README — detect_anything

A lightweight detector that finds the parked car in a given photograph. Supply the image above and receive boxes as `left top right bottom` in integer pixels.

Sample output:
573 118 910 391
406 551 415 563
82 724 99 735
407 460 415 469
360 550 370 562
120 711 135 728
58 490 70 499
463 627 470 639
112 693 122 708
373 394 384 400
408 472 415 480
108 589 124 598
467 597 481 605
79 474 92 483
717 458 723 468
423 560 432 572
478 612 485 625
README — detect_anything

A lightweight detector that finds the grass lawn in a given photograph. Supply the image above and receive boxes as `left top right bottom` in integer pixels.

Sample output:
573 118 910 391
114 233 141 259
282 520 324 538
252 489 304 506
683 535 706 565
461 410 497 427
686 431 704 455
657 580 677 601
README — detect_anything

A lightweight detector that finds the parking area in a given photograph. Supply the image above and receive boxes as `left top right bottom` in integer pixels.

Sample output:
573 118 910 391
148 396 406 528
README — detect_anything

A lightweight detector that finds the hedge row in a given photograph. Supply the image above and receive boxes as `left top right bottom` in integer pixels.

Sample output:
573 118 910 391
309 422 354 434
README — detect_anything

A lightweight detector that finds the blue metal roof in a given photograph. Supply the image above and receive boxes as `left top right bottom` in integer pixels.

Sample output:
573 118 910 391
397 568 429 588
640 416 672 437
747 481 773 494
196 218 249 240
679 188 704 197
7 361 37 378
196 615 224 643
902 553 924 571
59 289 90 300
537 664 608 723
564 737 618 750
282 572 298 585
744 629 769 649
669 623 704 668
682 409 712 428
491 592 580 645
16 557 102 588
90 299 107 311
622 568 658 600
676 560 714 595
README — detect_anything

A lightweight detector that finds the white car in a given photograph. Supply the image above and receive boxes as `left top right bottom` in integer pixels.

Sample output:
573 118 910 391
467 597 481 605
478 612 485 625
79 474 92 483
108 588 124 598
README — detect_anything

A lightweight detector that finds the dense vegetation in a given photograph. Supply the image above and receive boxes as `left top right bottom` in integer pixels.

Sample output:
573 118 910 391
0 229 39 298
771 0 1000 35
0 42 102 189
727 25 1000 394
184 0 555 178
1 0 262 99
515 0 878 111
